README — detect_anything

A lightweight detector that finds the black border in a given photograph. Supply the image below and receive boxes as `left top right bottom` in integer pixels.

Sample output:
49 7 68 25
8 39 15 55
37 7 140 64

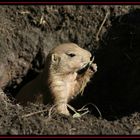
1 135 140 138
0 1 140 138
0 2 139 5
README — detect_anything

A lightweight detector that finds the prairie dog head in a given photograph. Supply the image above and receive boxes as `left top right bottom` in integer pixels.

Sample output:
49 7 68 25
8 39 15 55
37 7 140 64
47 43 92 74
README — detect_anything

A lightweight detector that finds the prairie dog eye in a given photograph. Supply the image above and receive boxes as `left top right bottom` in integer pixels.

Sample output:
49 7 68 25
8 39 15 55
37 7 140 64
66 52 76 57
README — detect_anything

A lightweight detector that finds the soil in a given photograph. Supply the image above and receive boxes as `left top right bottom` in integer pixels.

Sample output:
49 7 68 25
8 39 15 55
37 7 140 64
0 5 140 136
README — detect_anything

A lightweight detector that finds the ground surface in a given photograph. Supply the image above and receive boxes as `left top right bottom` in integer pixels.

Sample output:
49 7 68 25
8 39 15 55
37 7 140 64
0 5 140 135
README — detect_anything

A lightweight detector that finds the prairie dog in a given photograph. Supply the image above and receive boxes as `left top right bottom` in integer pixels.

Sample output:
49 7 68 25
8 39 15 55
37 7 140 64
16 43 97 115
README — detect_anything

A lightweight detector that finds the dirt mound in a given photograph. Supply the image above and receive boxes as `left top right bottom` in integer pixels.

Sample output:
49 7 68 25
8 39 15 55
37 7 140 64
0 5 140 135
0 92 140 135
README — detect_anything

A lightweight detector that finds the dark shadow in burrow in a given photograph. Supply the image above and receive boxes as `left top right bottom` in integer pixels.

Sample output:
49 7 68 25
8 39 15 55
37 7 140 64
71 9 140 120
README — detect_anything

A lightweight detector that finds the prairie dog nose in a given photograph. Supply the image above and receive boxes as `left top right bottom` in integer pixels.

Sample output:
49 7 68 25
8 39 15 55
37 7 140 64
81 48 91 57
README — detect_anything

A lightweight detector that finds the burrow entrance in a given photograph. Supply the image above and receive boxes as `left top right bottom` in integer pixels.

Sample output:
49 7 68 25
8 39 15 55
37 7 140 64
3 9 140 121
73 9 140 120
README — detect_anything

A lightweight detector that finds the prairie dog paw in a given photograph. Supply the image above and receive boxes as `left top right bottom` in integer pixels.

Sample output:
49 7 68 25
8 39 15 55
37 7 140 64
56 103 70 116
90 63 97 72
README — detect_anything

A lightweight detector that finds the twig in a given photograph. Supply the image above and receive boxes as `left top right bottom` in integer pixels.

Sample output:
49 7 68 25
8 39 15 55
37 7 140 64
48 104 57 118
77 103 102 118
19 11 30 15
22 104 57 119
21 108 48 118
80 110 90 117
96 11 110 42
67 104 78 114
124 53 133 63
39 15 45 25
89 56 95 66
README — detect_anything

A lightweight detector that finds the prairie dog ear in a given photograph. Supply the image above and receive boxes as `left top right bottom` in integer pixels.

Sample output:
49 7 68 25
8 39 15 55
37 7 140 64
51 53 60 63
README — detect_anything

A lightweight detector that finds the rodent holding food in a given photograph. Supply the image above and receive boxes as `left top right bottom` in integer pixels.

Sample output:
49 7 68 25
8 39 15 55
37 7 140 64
16 43 97 115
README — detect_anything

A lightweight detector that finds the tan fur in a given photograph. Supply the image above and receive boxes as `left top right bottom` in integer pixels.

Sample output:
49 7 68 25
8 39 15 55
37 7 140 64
16 43 97 115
